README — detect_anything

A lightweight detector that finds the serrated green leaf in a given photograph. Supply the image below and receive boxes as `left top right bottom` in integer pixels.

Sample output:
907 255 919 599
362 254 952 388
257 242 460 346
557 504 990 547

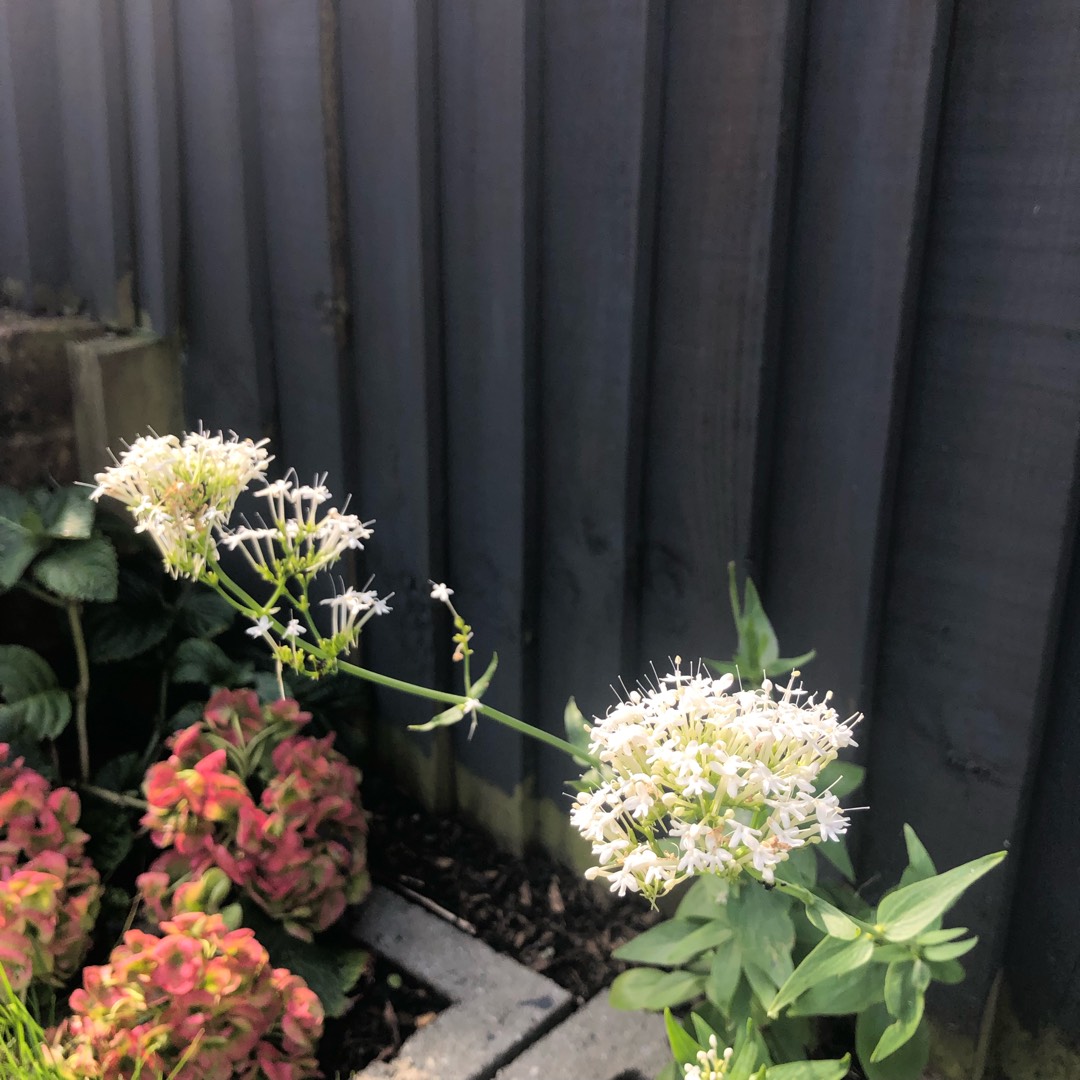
877 850 1006 942
171 638 253 688
0 519 41 590
0 645 59 700
40 488 95 539
614 918 734 967
32 536 118 601
174 586 235 639
768 933 875 1018
608 968 706 1012
0 646 71 740
856 1004 930 1080
922 937 978 962
788 961 886 1017
85 566 172 663
664 1008 703 1067
765 1057 850 1080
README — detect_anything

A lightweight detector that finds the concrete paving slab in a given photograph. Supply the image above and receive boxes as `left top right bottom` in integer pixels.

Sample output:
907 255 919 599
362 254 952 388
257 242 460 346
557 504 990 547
494 991 670 1080
351 887 573 1080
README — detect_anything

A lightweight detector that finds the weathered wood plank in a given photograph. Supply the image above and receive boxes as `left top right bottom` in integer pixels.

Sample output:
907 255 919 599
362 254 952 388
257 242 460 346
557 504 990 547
0 0 31 297
250 0 346 491
763 1 954 722
122 0 180 337
437 0 539 813
174 0 274 435
637 1 805 669
55 0 132 323
338 1 445 739
534 0 665 801
862 0 1080 1034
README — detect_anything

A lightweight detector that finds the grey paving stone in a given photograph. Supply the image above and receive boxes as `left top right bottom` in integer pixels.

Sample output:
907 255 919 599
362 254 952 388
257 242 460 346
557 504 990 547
494 992 671 1080
351 887 574 1080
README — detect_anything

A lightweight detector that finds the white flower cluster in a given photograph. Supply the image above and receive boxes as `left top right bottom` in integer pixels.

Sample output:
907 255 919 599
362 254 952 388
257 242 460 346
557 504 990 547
571 661 859 900
684 1035 733 1079
90 431 271 578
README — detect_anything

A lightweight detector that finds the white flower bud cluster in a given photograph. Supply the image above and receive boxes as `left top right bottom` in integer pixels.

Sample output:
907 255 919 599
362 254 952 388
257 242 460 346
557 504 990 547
90 431 271 578
571 661 859 900
684 1035 733 1079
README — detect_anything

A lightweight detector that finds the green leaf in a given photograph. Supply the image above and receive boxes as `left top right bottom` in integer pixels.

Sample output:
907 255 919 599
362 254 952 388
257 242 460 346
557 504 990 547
32 536 118 601
174 586 235 639
922 937 978 962
706 943 743 1013
39 488 95 540
816 837 856 882
608 968 706 1012
676 875 731 920
768 933 875 1018
774 881 862 940
739 575 780 668
762 651 816 678
704 658 740 678
788 962 886 1017
897 824 937 889
814 758 866 800
171 638 254 688
85 566 172 663
766 1057 850 1080
655 1064 681 1080
925 958 965 985
0 519 42 590
916 926 967 945
856 1004 930 1080
0 645 72 740
564 696 592 763
93 752 143 793
240 903 369 1017
876 850 1006 942
614 918 734 967
872 959 930 1062
664 1008 703 1067
729 887 795 990
78 799 135 878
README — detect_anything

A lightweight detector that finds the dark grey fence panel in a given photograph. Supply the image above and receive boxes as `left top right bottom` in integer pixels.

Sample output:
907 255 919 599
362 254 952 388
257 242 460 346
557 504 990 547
55 0 132 324
0 1 67 304
533 0 665 801
251 0 346 492
122 0 179 337
862 0 1080 1030
338 1 445 737
638 2 803 667
437 0 539 814
174 0 274 435
764 0 952 722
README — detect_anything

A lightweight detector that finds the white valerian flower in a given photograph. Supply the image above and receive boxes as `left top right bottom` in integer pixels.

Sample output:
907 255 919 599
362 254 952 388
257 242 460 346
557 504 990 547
245 615 273 639
90 430 271 578
430 581 455 604
683 1034 734 1079
320 583 394 651
282 618 306 639
571 660 859 901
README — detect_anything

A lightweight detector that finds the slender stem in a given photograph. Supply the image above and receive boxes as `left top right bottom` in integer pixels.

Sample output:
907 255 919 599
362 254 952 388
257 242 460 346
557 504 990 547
16 581 66 608
81 784 147 811
66 602 91 783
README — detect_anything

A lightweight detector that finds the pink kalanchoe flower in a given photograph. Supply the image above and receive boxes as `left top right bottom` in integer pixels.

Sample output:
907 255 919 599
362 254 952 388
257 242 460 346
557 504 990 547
0 745 101 990
49 912 324 1079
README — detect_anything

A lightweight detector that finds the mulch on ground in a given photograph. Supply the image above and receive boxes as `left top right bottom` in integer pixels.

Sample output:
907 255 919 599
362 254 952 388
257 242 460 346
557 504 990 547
319 776 660 1076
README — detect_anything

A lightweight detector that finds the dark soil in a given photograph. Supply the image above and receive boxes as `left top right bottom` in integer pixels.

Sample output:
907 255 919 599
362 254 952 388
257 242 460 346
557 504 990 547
319 776 661 1076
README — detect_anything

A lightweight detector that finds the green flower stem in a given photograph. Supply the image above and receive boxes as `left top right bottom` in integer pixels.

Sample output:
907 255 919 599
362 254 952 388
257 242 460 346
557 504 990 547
81 784 147 812
206 570 599 768
65 601 91 783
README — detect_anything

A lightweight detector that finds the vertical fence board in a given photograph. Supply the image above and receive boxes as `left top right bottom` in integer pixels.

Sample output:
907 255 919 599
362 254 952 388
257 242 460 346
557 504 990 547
174 0 274 434
338 1 444 735
122 0 179 337
0 0 67 300
638 1 803 668
863 0 1080 1031
763 1 953 721
534 0 664 800
0 1 30 296
55 0 132 323
438 0 538 811
1006 500 1080 1037
251 0 345 490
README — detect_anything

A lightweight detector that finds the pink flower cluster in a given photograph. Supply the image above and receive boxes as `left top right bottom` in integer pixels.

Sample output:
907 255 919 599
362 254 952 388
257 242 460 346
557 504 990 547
47 911 323 1080
139 689 370 939
0 745 101 991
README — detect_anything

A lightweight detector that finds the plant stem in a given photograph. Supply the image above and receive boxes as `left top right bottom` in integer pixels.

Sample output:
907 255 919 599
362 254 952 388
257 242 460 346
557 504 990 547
66 602 91 783
80 785 147 811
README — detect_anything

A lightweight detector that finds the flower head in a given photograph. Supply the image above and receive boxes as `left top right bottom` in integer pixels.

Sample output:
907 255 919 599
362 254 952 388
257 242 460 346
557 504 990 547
572 662 859 899
90 430 271 578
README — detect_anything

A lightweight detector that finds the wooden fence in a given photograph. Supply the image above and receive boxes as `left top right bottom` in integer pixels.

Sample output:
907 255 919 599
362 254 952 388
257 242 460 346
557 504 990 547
2 0 1079 1063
